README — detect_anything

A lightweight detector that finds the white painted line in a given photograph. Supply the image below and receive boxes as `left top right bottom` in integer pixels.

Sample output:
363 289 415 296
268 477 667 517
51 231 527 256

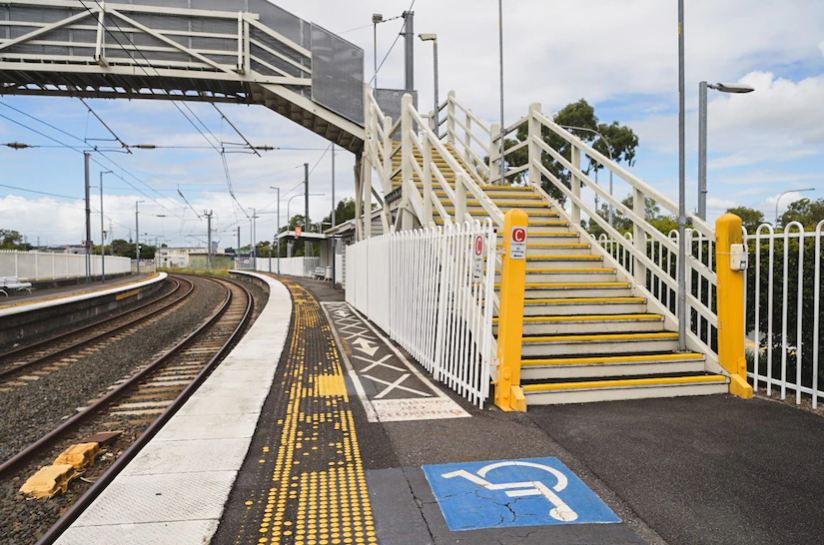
320 302 379 423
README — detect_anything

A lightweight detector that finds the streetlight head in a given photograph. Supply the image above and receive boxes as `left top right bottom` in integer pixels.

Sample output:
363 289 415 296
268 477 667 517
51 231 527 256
372 13 383 24
419 33 437 42
710 82 755 94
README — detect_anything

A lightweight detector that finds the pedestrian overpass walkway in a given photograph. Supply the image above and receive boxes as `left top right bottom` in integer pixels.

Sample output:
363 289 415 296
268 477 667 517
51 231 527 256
0 0 364 151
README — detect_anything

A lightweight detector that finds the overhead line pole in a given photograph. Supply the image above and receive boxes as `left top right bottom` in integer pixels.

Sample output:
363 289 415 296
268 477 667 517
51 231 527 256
84 152 92 284
100 170 112 282
677 0 687 351
403 10 414 91
304 163 310 257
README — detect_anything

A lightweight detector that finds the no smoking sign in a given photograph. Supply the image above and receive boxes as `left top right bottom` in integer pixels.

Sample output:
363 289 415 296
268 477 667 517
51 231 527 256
510 226 527 260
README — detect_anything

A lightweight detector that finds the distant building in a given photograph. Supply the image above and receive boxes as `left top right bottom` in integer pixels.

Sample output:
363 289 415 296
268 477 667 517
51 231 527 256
156 247 201 269
59 245 85 255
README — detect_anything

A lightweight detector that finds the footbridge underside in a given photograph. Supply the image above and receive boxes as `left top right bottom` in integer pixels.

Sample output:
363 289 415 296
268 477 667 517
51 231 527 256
0 0 365 152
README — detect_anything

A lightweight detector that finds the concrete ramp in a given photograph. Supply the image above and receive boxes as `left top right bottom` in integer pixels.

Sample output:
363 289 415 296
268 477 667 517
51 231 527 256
0 0 365 151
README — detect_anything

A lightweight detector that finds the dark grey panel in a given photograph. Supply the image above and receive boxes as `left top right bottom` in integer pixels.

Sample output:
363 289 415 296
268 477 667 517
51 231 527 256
311 23 364 124
375 88 418 124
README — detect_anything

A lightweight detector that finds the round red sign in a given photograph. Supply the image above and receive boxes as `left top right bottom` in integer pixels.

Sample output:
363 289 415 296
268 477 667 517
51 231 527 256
474 235 484 256
512 227 527 243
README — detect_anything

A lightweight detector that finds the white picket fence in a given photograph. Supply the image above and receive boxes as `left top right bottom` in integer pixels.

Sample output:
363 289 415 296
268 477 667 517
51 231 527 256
0 250 131 281
243 256 322 278
345 221 497 407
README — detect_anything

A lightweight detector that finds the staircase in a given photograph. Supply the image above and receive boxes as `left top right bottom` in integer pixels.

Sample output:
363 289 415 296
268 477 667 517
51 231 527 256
391 146 729 405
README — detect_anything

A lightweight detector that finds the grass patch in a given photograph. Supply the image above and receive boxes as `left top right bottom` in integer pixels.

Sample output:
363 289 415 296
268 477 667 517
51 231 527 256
158 267 232 278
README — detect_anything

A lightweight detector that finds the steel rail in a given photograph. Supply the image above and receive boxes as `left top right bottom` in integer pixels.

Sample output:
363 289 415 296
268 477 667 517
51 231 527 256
35 279 254 545
0 275 247 477
0 276 195 381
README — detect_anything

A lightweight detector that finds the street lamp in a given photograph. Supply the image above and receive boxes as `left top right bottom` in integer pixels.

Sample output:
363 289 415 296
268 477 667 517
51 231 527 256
99 170 112 282
287 193 324 230
419 33 439 131
498 0 505 180
270 186 281 275
372 14 383 90
775 188 815 227
677 0 687 351
698 81 755 220
135 200 145 274
560 125 615 226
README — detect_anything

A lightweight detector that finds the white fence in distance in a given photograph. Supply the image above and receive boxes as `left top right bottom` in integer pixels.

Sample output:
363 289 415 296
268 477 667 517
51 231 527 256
346 221 497 407
237 256 323 278
0 250 131 281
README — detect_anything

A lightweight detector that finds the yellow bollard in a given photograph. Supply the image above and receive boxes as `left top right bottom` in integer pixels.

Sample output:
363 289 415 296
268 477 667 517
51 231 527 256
715 214 754 399
495 209 529 411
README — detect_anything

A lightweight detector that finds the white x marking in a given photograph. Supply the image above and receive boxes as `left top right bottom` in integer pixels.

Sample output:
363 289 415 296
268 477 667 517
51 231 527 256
362 373 432 399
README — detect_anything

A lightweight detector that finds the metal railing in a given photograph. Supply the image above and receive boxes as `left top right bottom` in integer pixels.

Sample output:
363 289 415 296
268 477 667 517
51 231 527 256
745 221 824 407
345 220 497 407
361 89 723 373
0 250 131 281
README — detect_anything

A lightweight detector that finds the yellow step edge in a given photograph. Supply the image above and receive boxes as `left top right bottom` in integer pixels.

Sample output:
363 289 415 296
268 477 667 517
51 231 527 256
492 313 663 324
529 221 568 225
523 332 680 343
528 256 602 260
524 297 645 305
523 375 728 392
500 231 579 237
523 353 705 366
479 185 533 190
517 268 614 273
497 282 630 288
496 243 589 248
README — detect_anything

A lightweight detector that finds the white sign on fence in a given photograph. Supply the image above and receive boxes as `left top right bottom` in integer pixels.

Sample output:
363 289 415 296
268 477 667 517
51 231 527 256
472 234 485 284
510 226 527 260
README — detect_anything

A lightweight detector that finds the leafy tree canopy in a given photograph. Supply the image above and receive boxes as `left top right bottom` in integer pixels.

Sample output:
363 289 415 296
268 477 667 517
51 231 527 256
726 206 767 233
779 198 824 229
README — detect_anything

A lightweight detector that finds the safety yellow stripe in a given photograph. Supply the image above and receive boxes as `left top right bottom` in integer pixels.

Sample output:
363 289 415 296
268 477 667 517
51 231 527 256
523 375 728 392
520 267 614 273
515 282 629 288
523 332 679 343
484 192 541 198
494 314 662 324
528 255 602 260
524 297 645 304
479 185 533 190
522 353 705 366
496 242 588 248
528 220 568 225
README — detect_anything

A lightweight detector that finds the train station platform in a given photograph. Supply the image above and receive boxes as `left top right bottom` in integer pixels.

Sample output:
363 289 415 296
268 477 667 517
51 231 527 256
0 273 156 315
48 272 824 545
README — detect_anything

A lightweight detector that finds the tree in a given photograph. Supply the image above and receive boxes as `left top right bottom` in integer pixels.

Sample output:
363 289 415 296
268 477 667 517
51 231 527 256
779 198 824 229
0 229 30 250
110 239 131 257
726 206 767 233
502 99 639 204
585 195 677 238
323 198 356 228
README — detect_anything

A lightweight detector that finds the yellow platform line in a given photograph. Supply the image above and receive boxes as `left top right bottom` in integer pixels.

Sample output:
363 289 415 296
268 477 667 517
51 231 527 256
0 272 160 311
496 243 589 248
503 282 629 288
523 353 705 366
523 375 728 392
523 332 680 343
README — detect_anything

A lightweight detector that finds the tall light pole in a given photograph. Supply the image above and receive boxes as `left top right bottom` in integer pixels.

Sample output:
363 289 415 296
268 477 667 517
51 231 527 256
677 0 687 351
698 81 755 220
204 210 213 270
775 188 815 227
331 144 336 229
498 0 505 180
270 186 281 275
304 163 310 258
372 14 383 90
419 34 439 131
560 125 615 226
135 200 145 274
84 152 92 284
402 10 415 92
250 207 259 270
99 170 112 282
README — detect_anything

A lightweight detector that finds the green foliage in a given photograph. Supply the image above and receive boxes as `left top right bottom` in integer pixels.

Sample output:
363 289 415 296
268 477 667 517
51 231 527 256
726 206 767 233
105 238 155 259
0 229 31 250
323 198 356 228
745 237 824 391
780 198 824 229
502 99 639 204
585 196 677 238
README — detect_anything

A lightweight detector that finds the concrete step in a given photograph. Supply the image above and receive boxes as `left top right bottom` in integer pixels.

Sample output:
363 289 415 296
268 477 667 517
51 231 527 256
517 282 634 299
526 256 605 268
484 192 542 201
520 353 705 380
496 268 618 284
521 296 648 316
523 374 729 405
497 230 580 240
506 314 665 336
521 332 680 357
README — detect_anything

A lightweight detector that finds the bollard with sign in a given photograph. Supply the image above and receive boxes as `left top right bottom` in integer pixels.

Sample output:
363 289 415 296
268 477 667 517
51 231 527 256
495 209 528 412
472 234 485 284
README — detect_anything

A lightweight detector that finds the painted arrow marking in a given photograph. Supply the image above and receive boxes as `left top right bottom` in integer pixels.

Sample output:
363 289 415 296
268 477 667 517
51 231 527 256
352 337 379 357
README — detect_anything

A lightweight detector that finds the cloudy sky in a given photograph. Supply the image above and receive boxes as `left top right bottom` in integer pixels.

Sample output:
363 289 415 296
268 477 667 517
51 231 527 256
1 0 823 247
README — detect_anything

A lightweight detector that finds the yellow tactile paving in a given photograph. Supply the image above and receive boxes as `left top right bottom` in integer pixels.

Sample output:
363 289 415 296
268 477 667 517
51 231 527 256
244 279 376 545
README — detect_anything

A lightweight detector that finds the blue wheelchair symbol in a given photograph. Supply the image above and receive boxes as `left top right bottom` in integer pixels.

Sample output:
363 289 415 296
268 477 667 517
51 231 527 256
423 457 620 531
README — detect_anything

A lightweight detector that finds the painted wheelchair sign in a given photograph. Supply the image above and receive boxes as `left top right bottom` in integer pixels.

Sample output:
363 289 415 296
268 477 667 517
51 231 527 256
423 457 620 531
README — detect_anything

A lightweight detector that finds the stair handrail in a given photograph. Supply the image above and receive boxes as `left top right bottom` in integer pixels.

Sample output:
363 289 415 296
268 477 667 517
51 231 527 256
402 95 505 229
443 92 493 182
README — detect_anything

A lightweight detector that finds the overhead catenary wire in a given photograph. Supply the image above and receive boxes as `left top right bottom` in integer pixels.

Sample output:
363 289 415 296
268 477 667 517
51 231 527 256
370 1 416 84
78 98 133 154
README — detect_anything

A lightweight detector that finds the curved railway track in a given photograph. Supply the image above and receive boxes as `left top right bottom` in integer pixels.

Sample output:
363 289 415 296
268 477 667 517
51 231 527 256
0 275 256 545
0 276 195 386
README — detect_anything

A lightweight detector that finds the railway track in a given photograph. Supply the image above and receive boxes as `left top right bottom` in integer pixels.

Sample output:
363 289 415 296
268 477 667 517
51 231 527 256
0 275 255 545
0 276 195 388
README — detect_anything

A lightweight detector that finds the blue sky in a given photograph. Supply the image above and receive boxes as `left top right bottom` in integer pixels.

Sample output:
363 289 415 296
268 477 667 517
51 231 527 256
1 0 823 246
